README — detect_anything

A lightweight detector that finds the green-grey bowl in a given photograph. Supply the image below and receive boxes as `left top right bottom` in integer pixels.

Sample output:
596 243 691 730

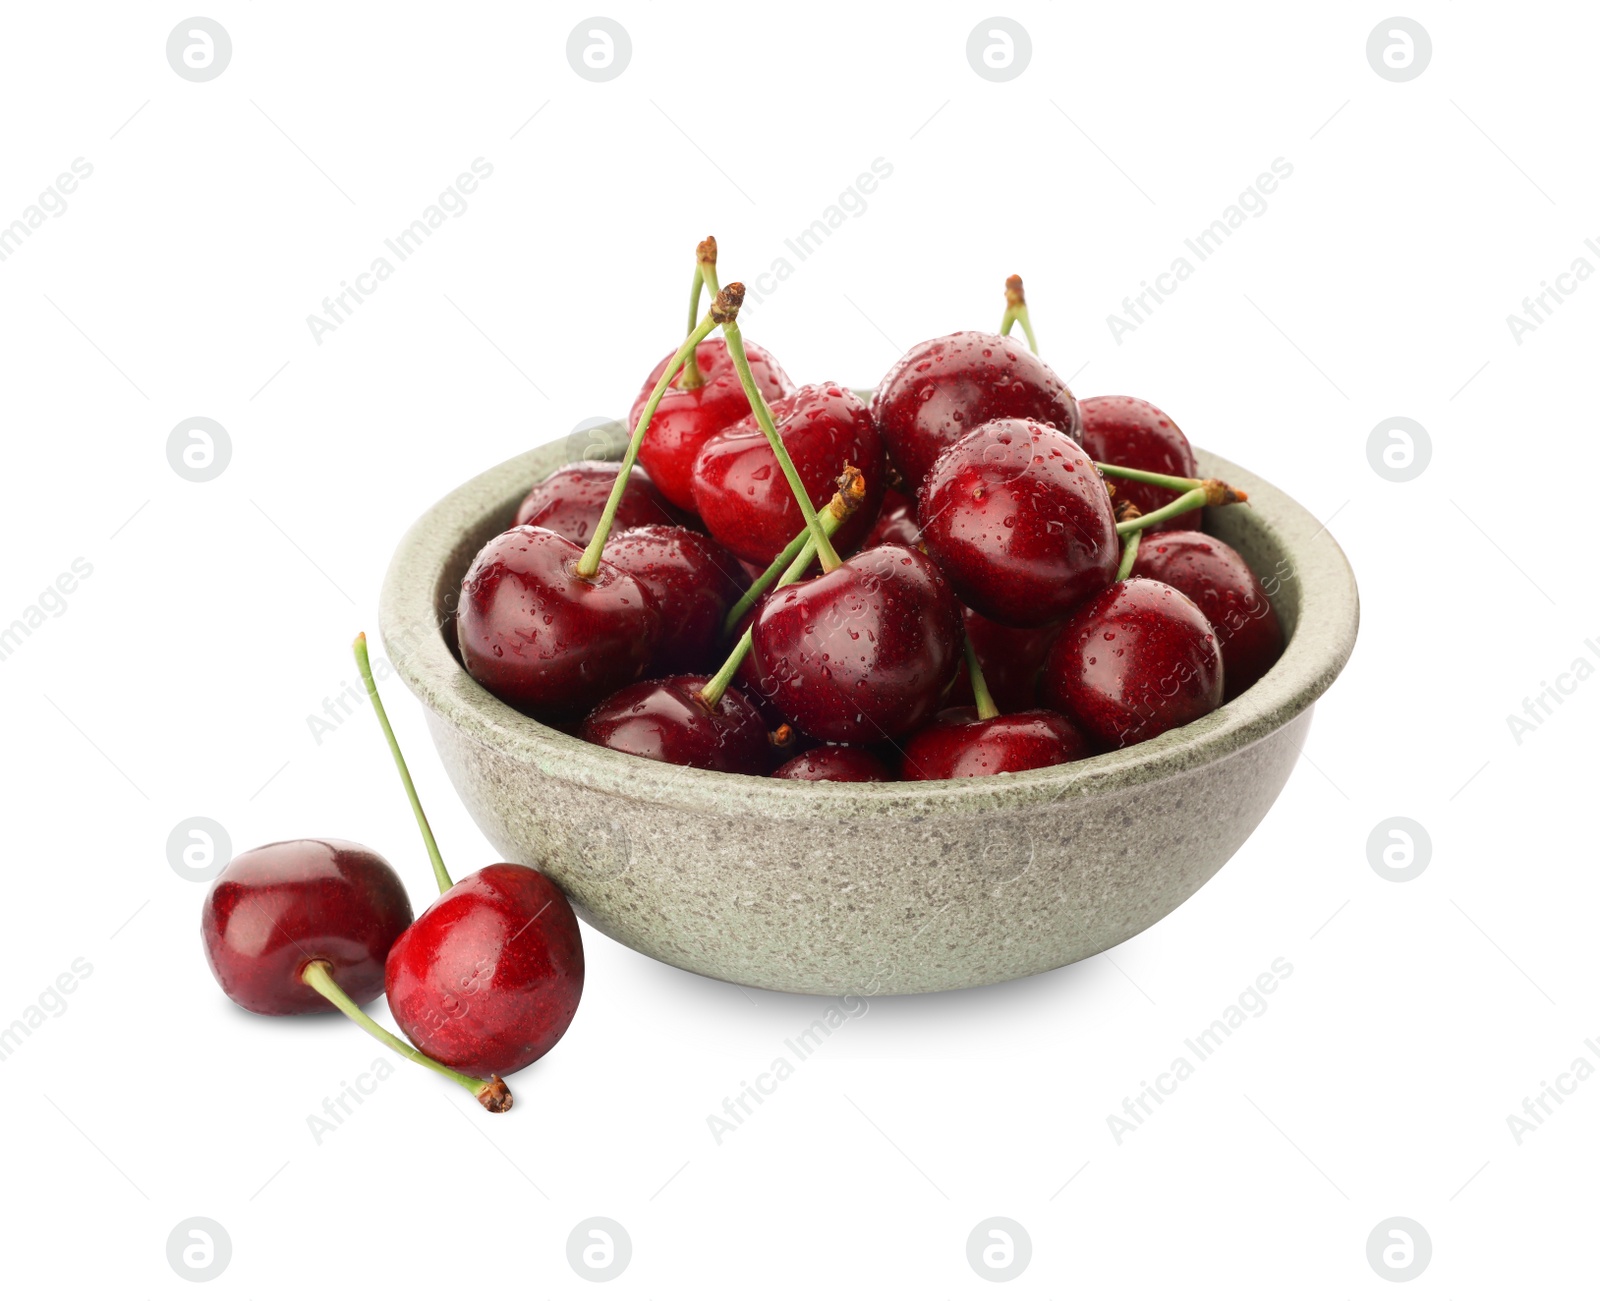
380 424 1358 995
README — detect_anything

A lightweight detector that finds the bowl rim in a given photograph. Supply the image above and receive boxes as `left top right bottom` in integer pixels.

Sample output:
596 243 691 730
380 433 1359 818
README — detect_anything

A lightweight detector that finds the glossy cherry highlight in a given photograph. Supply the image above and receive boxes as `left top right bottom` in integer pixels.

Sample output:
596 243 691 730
1041 578 1223 748
748 543 963 742
871 329 1080 491
918 419 1119 628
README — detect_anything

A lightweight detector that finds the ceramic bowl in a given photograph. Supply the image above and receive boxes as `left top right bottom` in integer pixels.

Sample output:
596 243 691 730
380 422 1358 995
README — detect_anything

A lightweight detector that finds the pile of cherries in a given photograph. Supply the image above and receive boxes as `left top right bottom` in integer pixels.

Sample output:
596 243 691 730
201 636 583 1111
456 244 1283 782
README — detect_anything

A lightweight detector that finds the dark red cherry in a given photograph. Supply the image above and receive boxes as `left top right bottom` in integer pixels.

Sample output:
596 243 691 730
386 864 583 1077
456 525 657 720
863 486 920 550
632 337 793 511
918 419 1119 628
1131 529 1283 699
945 607 1057 714
771 744 892 782
513 460 673 544
201 839 412 1015
870 330 1080 492
1041 577 1223 748
900 707 1095 780
604 525 745 674
747 544 963 743
691 383 886 566
1077 396 1201 531
581 675 771 773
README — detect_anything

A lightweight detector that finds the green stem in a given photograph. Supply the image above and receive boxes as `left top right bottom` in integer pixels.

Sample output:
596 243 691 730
1115 486 1208 535
301 961 511 1112
719 312 843 572
354 634 452 895
1095 463 1203 494
698 502 853 710
723 531 810 635
721 465 868 635
999 274 1038 352
678 266 705 389
576 308 721 578
1003 305 1038 353
698 235 720 297
963 636 999 721
1116 529 1142 582
698 631 757 714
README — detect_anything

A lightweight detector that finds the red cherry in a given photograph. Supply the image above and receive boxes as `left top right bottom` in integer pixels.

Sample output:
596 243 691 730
632 338 793 510
1041 577 1223 748
201 839 412 1015
945 607 1057 714
1077 397 1201 531
918 419 1119 628
748 544 963 743
604 525 745 674
863 486 920 550
457 525 657 720
1130 529 1283 699
772 744 892 782
900 707 1095 780
513 460 673 544
870 330 1080 492
340 635 581 1091
580 675 771 773
691 384 886 566
386 864 584 1078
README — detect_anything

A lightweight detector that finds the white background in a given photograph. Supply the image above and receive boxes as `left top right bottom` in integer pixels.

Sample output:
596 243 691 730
2 2 1595 1294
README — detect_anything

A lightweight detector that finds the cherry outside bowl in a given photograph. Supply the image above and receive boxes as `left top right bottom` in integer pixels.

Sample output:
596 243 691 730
380 413 1358 996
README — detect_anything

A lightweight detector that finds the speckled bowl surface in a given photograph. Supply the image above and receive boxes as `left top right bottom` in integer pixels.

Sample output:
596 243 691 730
380 421 1358 995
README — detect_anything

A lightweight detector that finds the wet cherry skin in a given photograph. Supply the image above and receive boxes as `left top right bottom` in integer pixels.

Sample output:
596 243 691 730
691 383 886 566
513 461 673 544
580 675 771 774
1130 529 1283 700
201 839 413 1015
456 526 657 720
918 419 1120 628
1077 396 1201 531
900 707 1096 780
604 525 746 674
386 864 584 1078
633 337 793 511
771 745 892 782
747 544 963 743
870 330 1080 492
1041 577 1223 749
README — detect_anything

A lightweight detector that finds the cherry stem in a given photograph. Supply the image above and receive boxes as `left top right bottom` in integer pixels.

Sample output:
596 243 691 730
677 238 718 390
697 234 720 297
999 274 1038 353
1116 529 1142 582
721 465 868 634
678 266 705 389
575 305 723 579
1115 486 1208 535
964 635 999 721
300 961 511 1112
716 286 843 573
1096 462 1248 507
353 633 453 895
724 533 810 635
698 470 863 711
